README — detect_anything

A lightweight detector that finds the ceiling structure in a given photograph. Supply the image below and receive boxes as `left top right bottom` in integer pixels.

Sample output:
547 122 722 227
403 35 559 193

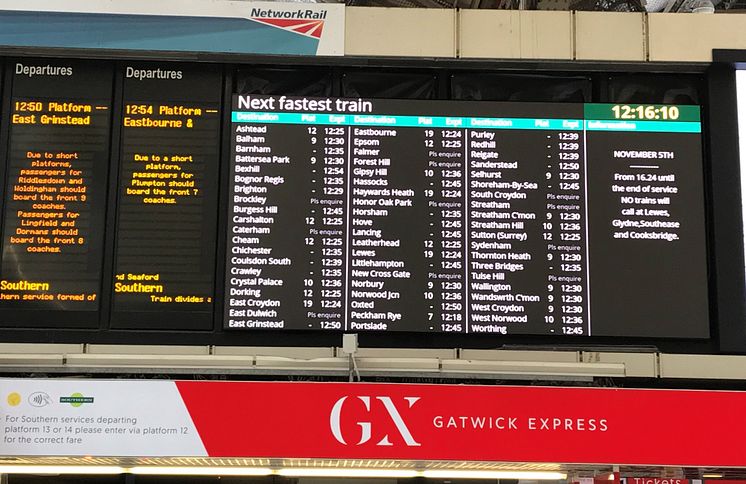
0 457 739 479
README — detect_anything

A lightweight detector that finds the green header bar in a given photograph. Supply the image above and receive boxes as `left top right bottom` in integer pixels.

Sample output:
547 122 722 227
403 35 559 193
232 111 701 133
584 104 701 122
585 120 701 133
232 112 583 130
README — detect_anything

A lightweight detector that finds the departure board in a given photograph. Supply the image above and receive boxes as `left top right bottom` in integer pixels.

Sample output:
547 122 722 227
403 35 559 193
0 59 112 325
110 64 221 329
225 95 709 337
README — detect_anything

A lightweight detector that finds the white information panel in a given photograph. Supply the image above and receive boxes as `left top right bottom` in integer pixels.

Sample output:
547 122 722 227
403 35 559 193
0 379 205 456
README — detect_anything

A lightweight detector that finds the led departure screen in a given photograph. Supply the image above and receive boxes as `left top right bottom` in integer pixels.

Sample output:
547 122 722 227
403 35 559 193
0 60 112 324
110 65 221 329
225 96 709 337
0 57 712 338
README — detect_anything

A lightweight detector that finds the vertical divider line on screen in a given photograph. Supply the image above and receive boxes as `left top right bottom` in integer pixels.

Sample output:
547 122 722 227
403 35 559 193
464 125 469 334
213 64 233 334
582 115 592 337
344 122 352 332
99 60 124 330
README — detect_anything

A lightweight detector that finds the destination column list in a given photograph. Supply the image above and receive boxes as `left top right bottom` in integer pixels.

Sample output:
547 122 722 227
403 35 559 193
465 114 590 336
467 126 546 335
347 121 418 331
226 97 348 330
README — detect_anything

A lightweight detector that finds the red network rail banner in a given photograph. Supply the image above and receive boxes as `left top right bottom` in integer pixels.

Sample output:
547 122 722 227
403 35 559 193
2 379 745 466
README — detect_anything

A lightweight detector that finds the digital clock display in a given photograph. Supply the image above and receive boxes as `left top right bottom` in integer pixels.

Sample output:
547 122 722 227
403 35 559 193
598 104 700 123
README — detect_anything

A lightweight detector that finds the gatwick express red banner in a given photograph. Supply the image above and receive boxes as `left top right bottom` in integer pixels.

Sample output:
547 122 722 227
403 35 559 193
175 381 746 466
2 379 745 465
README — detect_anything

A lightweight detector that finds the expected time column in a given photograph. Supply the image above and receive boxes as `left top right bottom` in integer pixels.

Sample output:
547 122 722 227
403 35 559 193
543 121 590 336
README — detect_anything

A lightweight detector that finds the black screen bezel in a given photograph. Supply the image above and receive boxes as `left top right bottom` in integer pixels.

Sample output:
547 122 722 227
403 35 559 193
0 46 723 353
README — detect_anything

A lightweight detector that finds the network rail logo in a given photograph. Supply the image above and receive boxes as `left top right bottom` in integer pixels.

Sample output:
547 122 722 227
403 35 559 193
249 7 327 39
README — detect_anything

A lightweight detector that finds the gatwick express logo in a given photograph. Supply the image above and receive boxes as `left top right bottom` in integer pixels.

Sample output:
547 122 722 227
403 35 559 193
329 396 421 447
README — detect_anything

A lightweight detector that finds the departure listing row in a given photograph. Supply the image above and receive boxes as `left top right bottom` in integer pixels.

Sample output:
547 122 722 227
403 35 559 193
0 59 709 337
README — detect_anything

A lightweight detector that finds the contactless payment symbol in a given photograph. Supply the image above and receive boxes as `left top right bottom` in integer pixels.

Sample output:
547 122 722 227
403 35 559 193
28 392 52 407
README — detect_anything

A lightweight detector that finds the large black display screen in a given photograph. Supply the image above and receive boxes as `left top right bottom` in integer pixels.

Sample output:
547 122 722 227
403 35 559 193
224 96 709 337
110 64 221 329
0 56 712 339
0 59 112 326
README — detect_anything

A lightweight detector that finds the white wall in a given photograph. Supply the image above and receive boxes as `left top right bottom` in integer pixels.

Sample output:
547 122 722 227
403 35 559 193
346 9 746 62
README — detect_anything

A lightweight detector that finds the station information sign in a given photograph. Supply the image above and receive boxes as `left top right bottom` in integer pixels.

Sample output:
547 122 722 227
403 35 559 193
0 60 711 338
224 96 708 337
110 65 221 329
0 60 112 326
